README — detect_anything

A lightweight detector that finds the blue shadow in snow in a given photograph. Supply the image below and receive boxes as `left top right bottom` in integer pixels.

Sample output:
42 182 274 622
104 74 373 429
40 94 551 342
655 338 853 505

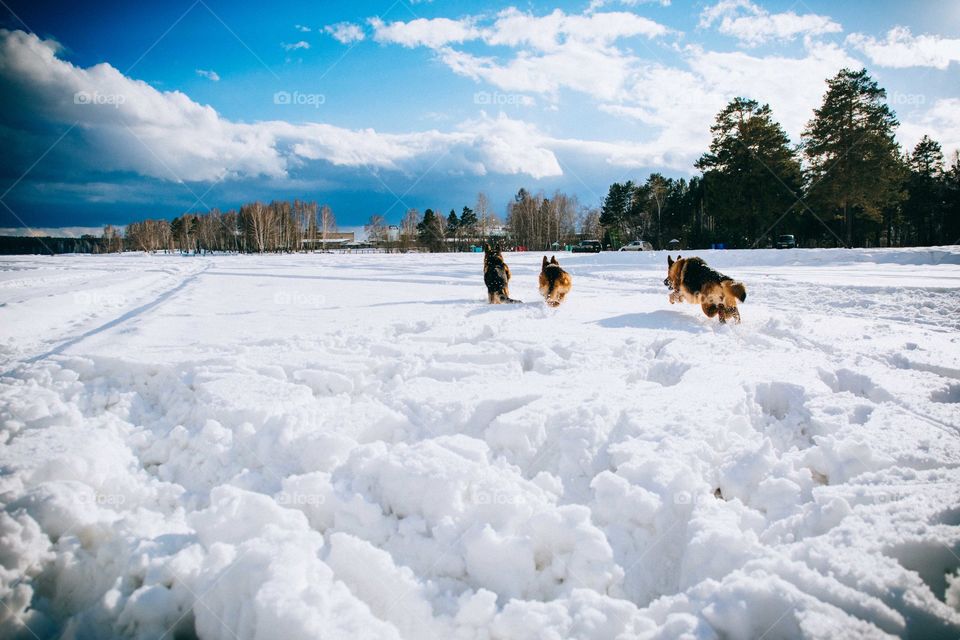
595 310 707 333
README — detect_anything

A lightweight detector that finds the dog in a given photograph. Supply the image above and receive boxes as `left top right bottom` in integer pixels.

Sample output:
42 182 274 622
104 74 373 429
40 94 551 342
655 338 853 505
664 255 746 323
539 256 572 307
483 244 520 304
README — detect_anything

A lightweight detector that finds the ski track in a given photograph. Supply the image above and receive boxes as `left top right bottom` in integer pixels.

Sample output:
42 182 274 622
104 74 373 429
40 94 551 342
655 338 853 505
1 248 959 640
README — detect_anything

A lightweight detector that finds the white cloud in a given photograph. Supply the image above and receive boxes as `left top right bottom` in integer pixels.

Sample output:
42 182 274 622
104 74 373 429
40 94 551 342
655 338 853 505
0 29 286 182
324 22 365 45
899 98 960 158
369 17 481 49
847 27 960 70
195 68 220 82
392 8 668 102
281 40 310 51
699 0 841 47
587 0 671 10
0 30 572 185
684 40 862 139
437 41 639 101
483 7 666 49
295 24 311 33
332 6 865 169
589 39 864 171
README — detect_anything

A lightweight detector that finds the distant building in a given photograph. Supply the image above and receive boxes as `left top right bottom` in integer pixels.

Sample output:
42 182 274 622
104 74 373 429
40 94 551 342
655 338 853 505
386 226 400 242
302 232 355 249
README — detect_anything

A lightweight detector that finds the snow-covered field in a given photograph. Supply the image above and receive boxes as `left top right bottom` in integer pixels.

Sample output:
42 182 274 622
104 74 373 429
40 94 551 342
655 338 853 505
1 248 959 640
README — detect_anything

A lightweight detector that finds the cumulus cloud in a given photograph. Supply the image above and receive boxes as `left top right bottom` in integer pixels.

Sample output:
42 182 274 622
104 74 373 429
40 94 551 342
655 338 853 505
846 27 960 70
0 29 574 187
684 40 862 139
281 40 310 51
699 0 841 47
195 69 220 82
437 41 638 102
382 8 668 102
899 98 960 158
483 7 666 49
587 0 671 10
325 22 365 45
371 6 855 165
0 29 286 182
369 17 481 49
295 24 311 33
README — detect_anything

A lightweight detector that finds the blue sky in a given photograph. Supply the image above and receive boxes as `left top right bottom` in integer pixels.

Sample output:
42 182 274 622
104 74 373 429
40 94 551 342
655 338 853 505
1 0 958 233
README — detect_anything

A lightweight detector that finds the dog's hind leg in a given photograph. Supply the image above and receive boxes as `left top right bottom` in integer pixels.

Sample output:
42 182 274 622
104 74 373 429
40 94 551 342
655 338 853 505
729 307 741 324
717 305 727 323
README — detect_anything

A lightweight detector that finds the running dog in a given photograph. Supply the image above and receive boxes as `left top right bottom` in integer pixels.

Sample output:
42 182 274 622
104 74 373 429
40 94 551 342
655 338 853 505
539 256 572 307
484 244 520 304
664 255 746 323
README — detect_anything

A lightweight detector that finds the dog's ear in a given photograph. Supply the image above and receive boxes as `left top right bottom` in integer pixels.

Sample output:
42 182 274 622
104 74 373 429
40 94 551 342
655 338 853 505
550 255 558 265
542 256 548 269
667 255 674 268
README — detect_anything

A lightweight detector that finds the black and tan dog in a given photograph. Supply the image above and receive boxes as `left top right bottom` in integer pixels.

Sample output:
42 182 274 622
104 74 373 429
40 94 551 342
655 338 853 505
539 256 572 307
664 255 746 323
483 244 520 304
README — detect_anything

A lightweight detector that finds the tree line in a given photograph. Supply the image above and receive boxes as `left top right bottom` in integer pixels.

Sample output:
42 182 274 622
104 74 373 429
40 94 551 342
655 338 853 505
361 189 597 252
599 68 959 249
104 200 337 253
90 67 957 254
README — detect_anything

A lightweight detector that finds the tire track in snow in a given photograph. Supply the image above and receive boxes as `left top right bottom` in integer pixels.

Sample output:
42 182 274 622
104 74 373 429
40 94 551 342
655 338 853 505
2 259 212 377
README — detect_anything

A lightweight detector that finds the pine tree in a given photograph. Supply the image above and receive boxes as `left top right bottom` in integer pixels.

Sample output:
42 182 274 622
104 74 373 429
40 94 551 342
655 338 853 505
802 68 905 247
447 209 460 250
697 97 802 248
905 135 945 245
418 209 446 252
457 206 477 249
599 181 633 247
946 151 960 244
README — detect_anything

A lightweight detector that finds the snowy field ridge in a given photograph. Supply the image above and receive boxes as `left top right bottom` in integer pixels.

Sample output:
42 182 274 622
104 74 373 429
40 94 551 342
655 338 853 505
1 247 959 639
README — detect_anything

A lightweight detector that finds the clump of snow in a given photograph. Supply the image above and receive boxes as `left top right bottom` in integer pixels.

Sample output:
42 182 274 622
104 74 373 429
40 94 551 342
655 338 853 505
1 248 959 638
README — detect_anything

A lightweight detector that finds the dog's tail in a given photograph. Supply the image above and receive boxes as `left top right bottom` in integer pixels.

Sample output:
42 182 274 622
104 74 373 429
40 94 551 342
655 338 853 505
725 281 747 302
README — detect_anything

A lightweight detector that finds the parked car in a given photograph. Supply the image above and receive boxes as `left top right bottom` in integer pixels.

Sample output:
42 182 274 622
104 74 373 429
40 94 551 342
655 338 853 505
776 234 797 249
619 240 653 252
571 240 602 253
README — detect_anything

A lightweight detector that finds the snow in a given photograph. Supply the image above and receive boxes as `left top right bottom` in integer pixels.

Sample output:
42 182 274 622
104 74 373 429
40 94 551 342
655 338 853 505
1 247 959 639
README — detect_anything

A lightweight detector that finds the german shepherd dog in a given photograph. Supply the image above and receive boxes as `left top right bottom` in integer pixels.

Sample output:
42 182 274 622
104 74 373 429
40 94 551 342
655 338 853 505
484 244 520 304
664 255 746 323
539 256 572 307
